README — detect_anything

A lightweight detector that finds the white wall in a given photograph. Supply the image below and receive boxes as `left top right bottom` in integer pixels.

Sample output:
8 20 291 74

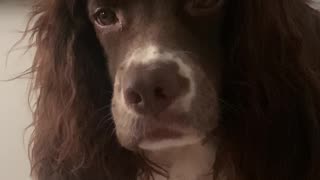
0 2 33 180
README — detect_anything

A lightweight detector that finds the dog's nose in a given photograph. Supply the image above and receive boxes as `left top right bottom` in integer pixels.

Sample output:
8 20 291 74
123 62 189 115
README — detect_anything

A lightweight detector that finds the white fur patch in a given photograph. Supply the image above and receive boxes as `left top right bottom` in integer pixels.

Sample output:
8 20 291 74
124 45 196 112
138 134 204 151
308 0 320 11
139 141 216 180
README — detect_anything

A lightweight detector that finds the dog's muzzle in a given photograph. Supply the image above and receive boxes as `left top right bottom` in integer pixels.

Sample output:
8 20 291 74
122 61 190 115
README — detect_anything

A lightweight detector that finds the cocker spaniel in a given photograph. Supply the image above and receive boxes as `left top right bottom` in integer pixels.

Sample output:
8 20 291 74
25 0 320 180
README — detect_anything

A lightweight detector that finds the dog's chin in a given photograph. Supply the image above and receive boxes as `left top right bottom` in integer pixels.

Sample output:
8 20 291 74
116 124 206 151
138 133 205 151
113 107 215 151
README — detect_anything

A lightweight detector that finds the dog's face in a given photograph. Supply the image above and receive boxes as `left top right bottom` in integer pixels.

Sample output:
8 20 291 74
88 0 223 151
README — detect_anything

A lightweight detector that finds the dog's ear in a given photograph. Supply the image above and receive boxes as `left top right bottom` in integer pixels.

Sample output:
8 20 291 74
216 0 320 179
26 0 139 179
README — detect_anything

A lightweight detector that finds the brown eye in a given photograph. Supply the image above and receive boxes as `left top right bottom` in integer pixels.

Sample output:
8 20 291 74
94 8 118 26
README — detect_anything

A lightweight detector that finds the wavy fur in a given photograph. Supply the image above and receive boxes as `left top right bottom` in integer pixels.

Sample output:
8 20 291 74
25 0 320 179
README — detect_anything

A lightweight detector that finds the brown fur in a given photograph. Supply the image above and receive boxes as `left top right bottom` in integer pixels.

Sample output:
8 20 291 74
25 0 320 180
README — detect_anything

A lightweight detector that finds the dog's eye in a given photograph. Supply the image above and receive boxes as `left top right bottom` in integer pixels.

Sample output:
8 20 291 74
94 8 118 26
185 0 223 16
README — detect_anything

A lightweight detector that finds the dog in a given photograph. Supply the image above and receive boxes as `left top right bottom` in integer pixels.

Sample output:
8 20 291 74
25 0 320 179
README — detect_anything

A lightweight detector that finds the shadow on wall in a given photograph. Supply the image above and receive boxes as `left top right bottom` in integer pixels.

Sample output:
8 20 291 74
0 1 33 180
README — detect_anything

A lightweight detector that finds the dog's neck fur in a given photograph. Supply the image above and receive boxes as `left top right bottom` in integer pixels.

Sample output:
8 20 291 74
143 140 216 180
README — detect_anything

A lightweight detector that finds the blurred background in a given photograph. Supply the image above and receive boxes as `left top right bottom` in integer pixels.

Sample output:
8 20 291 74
0 0 33 180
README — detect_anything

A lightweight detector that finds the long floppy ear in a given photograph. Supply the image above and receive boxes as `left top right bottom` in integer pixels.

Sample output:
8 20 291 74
27 0 139 179
216 0 320 179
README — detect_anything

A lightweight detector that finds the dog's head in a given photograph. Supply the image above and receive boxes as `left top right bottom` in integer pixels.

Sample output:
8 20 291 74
87 0 223 150
26 0 320 179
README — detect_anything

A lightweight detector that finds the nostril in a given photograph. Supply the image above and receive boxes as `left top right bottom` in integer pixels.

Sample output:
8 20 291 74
154 86 167 100
122 61 189 115
125 89 143 105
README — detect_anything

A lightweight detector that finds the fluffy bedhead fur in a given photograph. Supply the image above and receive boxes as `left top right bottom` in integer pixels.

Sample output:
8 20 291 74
25 0 320 180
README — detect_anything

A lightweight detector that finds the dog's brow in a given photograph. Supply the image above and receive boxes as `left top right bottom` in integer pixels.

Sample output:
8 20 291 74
88 0 121 14
92 0 120 5
88 0 118 9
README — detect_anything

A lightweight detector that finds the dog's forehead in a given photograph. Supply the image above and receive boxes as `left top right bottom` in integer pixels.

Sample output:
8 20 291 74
88 0 176 10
